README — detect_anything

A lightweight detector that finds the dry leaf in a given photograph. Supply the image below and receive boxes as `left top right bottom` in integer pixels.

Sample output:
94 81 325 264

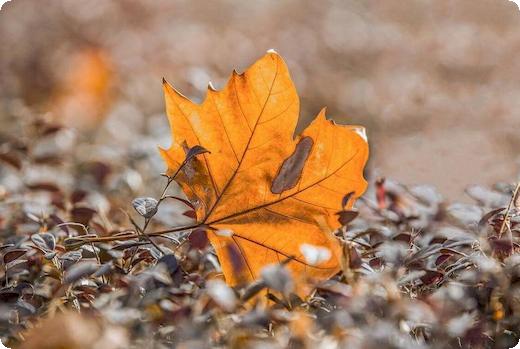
160 51 368 290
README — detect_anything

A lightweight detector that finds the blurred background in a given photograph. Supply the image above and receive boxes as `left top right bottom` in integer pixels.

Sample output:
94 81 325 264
1 0 520 203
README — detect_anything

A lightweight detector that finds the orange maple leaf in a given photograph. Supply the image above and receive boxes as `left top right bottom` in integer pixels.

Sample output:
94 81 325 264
160 51 368 290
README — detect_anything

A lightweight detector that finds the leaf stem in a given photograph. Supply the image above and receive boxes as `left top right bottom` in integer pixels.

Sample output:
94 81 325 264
133 215 166 256
66 156 201 249
68 223 201 245
129 167 183 254
498 182 520 240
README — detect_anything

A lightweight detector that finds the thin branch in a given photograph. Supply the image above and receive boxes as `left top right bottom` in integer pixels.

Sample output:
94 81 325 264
128 159 192 253
66 223 201 246
133 215 165 256
498 182 520 240
65 156 202 249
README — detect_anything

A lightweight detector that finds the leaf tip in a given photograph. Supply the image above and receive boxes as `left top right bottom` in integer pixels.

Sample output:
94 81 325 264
316 107 327 121
207 80 217 92
157 145 169 159
351 126 368 142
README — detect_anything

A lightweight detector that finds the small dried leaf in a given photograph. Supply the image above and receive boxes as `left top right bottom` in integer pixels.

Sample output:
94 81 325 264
44 252 57 260
26 182 61 192
0 151 22 170
6 258 28 269
341 192 355 209
392 233 412 244
241 280 267 302
182 210 196 219
420 270 444 285
31 233 56 252
87 161 111 186
206 279 236 312
50 214 69 234
0 244 15 252
189 228 209 250
40 124 63 137
81 244 100 259
32 155 63 165
63 261 98 284
132 197 158 218
3 249 27 264
60 250 83 263
0 289 20 303
157 254 178 276
70 206 97 226
17 300 36 316
375 177 386 209
489 237 513 257
436 254 452 266
341 242 362 270
93 262 114 278
70 189 88 204
336 209 359 226
478 207 505 231
261 264 294 296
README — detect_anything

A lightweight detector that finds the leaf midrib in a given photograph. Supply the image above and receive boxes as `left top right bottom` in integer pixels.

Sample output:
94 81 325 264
201 60 280 224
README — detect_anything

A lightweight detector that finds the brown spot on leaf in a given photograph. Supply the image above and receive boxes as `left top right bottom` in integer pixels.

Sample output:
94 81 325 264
181 142 208 181
271 137 313 194
0 151 22 170
225 242 248 284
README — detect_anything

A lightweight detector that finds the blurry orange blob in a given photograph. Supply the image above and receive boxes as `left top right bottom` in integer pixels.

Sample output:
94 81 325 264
51 47 114 129
19 311 128 349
